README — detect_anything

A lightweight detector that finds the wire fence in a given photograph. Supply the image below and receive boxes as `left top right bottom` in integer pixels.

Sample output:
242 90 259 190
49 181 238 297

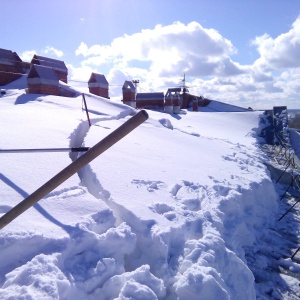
264 117 300 259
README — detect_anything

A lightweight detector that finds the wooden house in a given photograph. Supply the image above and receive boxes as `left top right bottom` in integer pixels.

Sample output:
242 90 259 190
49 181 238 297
0 48 24 86
27 64 59 95
136 92 164 109
31 55 68 83
88 72 109 98
122 80 137 108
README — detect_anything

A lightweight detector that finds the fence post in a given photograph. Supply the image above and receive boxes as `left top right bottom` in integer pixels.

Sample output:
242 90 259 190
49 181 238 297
82 93 91 127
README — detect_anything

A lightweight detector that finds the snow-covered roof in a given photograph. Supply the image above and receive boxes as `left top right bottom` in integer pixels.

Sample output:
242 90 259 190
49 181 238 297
198 99 249 112
88 72 108 88
122 80 136 91
136 92 164 101
165 88 181 99
166 87 181 93
0 48 22 66
31 54 67 73
27 64 59 86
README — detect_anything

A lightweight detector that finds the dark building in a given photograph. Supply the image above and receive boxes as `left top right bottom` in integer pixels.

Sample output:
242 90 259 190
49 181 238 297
88 72 109 98
0 48 24 86
31 55 68 83
136 92 165 109
27 64 60 95
122 80 137 108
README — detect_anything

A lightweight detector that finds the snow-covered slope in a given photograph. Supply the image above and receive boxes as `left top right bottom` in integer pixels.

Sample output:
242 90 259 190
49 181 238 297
199 99 250 112
0 82 298 299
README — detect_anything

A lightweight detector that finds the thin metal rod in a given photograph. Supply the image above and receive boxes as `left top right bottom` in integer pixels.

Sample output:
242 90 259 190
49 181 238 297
276 160 291 183
279 179 294 201
0 110 148 230
278 197 300 221
292 247 300 260
0 147 90 153
82 93 91 127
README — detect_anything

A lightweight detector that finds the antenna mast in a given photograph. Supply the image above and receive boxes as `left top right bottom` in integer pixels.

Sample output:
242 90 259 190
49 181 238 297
181 73 188 93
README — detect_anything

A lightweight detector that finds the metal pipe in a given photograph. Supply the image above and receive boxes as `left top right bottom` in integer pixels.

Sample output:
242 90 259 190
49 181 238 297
0 147 90 153
0 110 148 230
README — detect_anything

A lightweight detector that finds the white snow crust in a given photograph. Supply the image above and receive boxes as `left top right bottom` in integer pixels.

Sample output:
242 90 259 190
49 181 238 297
0 79 299 299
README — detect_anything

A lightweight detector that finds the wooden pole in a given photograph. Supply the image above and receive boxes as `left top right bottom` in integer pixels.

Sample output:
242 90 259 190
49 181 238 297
82 93 92 127
0 110 148 230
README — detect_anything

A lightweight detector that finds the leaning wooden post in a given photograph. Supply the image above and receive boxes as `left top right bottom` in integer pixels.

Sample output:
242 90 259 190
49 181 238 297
0 110 148 230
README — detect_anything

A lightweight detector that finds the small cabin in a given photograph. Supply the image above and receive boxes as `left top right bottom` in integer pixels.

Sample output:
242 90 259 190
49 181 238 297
0 48 24 86
88 72 109 98
31 55 68 83
27 64 59 95
122 81 137 108
136 92 165 109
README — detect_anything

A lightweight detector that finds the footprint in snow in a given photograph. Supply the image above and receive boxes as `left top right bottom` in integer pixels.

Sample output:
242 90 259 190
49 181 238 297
170 181 206 211
149 203 177 221
169 183 182 197
212 185 231 197
222 153 237 162
77 209 116 234
132 179 167 192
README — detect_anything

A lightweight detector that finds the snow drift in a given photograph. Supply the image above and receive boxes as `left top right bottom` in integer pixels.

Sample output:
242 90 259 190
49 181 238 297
0 81 282 299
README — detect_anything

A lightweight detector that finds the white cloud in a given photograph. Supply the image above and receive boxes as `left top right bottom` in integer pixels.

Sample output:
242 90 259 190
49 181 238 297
20 46 64 62
43 46 64 58
67 64 94 82
75 21 241 77
65 64 95 93
276 68 300 97
20 50 36 62
252 17 300 71
71 18 300 109
75 42 89 57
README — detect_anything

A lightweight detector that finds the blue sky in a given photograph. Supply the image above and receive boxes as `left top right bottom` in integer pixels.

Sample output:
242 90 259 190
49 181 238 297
2 0 300 109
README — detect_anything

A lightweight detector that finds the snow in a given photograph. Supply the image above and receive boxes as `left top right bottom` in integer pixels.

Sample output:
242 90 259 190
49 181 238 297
198 99 250 112
0 79 300 299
